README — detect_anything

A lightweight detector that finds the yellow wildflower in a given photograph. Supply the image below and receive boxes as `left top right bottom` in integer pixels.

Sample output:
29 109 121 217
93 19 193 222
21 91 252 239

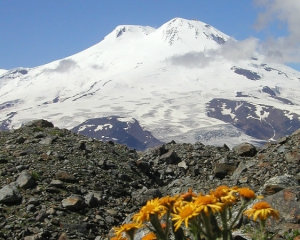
193 194 224 216
113 222 142 239
172 202 201 231
211 185 230 198
142 232 157 240
133 198 166 223
110 237 127 240
238 187 256 199
210 185 237 204
238 187 263 201
159 195 180 209
243 201 279 221
181 187 197 201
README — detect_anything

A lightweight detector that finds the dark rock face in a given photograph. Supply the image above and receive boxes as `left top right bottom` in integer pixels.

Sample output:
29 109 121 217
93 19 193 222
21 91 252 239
262 86 294 105
0 111 17 131
231 66 261 80
262 86 276 96
71 116 164 151
0 119 300 239
0 68 29 80
207 98 300 141
261 63 289 78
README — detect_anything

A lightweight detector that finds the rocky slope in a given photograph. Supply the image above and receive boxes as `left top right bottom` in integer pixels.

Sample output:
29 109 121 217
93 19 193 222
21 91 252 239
1 119 300 239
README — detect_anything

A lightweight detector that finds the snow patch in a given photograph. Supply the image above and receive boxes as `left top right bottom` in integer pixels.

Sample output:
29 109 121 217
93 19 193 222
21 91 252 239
94 124 113 131
78 124 95 132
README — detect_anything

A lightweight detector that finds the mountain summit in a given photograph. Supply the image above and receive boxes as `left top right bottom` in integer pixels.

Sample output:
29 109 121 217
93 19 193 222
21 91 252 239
1 18 300 148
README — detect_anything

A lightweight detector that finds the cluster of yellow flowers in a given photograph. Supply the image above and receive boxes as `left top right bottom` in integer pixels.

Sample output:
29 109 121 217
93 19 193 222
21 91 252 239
111 186 279 240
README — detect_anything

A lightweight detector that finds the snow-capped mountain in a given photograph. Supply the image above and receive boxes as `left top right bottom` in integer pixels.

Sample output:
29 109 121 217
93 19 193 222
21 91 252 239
1 17 300 148
0 69 7 75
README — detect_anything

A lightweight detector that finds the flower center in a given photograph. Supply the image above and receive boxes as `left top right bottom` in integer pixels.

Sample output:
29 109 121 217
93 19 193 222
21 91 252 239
180 205 194 218
253 202 271 210
196 195 216 205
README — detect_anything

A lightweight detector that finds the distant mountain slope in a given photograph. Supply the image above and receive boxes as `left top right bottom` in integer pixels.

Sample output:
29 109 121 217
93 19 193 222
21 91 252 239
0 17 300 148
71 117 163 151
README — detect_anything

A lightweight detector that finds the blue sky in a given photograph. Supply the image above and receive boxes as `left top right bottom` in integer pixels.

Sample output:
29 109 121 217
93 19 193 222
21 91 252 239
1 0 300 71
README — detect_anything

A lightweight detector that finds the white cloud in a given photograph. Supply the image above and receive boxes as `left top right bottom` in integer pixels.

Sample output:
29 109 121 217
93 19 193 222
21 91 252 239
220 38 259 62
168 38 260 68
254 0 300 64
169 51 214 68
46 59 77 73
170 1 300 68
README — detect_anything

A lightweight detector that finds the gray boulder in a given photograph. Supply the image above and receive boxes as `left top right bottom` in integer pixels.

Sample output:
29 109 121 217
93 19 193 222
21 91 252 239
159 150 180 164
263 186 300 234
16 170 35 189
131 188 162 206
233 142 257 157
261 174 299 195
84 192 98 207
0 182 22 203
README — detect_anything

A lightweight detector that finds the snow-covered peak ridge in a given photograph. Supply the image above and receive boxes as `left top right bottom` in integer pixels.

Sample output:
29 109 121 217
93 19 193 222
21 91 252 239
105 25 156 40
157 17 230 46
0 69 8 76
102 17 230 48
0 68 29 79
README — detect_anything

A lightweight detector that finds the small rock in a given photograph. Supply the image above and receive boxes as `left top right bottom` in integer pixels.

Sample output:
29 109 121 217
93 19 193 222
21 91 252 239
28 197 39 205
16 136 26 144
59 222 88 234
213 163 236 179
62 195 86 211
285 151 300 163
24 233 44 240
39 137 55 145
36 211 48 222
84 192 98 207
136 160 150 174
26 204 36 212
118 173 132 181
16 170 35 189
178 161 188 169
50 179 64 188
55 170 77 183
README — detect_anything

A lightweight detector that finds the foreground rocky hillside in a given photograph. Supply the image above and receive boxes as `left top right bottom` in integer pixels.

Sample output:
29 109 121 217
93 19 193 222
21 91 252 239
1 119 300 239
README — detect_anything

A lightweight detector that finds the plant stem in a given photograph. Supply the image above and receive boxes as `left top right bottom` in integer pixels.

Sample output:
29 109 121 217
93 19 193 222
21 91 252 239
229 202 247 229
201 212 215 240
